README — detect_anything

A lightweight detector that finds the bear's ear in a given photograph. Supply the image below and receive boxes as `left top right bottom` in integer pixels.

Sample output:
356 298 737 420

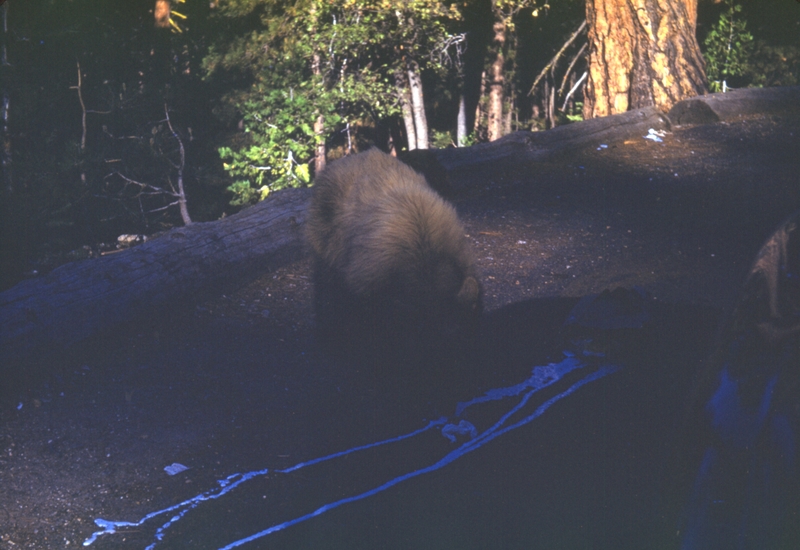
457 276 481 308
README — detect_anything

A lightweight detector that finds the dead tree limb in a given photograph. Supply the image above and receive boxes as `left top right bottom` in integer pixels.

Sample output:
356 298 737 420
164 103 192 225
528 20 587 97
558 42 588 99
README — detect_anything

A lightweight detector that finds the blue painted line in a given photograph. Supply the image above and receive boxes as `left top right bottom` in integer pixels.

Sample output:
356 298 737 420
83 357 618 549
83 420 447 547
219 365 617 549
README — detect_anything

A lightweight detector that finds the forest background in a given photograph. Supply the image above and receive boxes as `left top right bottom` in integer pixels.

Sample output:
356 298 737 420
0 0 797 291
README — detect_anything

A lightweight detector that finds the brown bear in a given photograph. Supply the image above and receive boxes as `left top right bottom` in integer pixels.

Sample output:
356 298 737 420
306 148 482 369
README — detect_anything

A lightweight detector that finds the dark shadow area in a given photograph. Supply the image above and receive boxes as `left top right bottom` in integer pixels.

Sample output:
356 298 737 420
0 285 722 549
1 111 799 548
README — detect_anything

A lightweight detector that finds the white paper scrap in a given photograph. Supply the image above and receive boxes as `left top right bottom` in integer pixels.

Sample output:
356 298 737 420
164 463 189 476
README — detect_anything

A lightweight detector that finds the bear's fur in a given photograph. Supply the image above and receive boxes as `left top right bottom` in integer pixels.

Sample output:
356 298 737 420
306 149 482 366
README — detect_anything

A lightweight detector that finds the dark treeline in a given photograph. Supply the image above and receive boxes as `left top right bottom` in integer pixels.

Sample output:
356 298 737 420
0 0 797 290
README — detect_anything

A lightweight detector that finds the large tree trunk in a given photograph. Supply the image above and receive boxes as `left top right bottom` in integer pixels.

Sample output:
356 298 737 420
584 0 707 118
407 60 429 149
487 19 506 141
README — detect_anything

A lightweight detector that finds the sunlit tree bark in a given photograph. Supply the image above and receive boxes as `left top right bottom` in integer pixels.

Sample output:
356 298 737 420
456 94 467 146
154 0 170 28
487 19 506 141
584 0 707 117
486 1 534 141
395 69 418 151
311 49 326 172
407 60 429 149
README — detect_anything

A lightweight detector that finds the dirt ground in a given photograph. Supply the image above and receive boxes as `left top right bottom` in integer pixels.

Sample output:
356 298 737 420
0 111 798 549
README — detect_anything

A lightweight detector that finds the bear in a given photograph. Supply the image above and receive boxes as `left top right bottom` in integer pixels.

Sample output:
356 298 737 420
306 148 482 373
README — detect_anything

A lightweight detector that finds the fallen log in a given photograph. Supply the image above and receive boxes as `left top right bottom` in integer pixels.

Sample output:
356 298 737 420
405 86 799 194
668 86 800 125
2 86 797 362
436 104 671 172
0 188 310 361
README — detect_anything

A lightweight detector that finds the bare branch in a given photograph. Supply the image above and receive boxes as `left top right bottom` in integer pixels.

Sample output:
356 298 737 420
557 42 588 99
73 61 87 152
106 171 179 198
561 71 588 112
433 32 467 71
164 103 192 225
147 200 181 213
528 20 587 97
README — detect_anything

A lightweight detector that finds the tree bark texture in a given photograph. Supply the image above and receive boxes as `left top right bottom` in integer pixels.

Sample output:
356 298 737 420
474 70 487 138
0 188 309 361
457 94 467 146
395 70 417 151
584 0 707 118
2 4 11 192
407 60 429 149
164 105 192 226
2 92 10 193
487 19 506 141
314 114 326 173
312 53 326 174
154 0 170 28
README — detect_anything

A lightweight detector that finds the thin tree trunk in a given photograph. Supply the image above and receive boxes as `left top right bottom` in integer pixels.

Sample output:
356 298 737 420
1 2 7 67
457 93 467 146
503 96 513 135
1 92 10 193
314 114 326 172
74 63 87 152
396 70 417 151
487 19 506 141
407 60 428 149
584 0 707 118
164 104 192 225
1 1 10 192
312 52 326 173
73 62 87 184
1 4 9 192
543 79 551 128
474 70 486 137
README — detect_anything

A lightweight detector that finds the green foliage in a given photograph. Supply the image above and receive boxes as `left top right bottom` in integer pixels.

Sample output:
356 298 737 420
431 130 455 149
556 102 583 125
703 0 753 92
701 1 799 92
204 0 463 204
218 84 326 204
745 41 800 88
459 131 478 147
